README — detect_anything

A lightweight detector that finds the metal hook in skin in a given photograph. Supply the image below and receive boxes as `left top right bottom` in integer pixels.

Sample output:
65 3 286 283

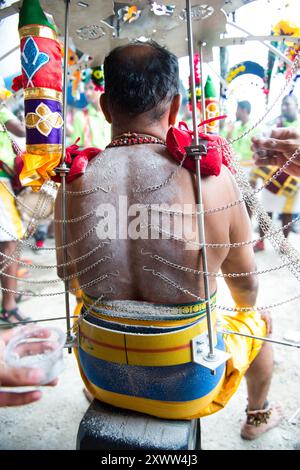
143 266 156 274
140 248 153 256
109 270 120 277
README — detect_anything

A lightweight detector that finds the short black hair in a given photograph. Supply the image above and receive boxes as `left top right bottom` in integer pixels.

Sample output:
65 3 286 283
237 100 251 114
103 41 179 119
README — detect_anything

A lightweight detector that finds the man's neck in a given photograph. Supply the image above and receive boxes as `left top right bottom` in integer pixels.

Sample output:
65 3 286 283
112 123 168 142
240 117 249 126
89 102 101 112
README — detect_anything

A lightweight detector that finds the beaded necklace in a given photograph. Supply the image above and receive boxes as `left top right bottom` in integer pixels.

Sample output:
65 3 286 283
106 132 165 148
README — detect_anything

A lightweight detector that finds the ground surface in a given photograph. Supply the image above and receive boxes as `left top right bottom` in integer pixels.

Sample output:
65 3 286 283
0 225 300 450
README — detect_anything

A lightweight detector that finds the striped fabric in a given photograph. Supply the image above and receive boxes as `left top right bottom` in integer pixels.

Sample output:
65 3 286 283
73 296 266 420
250 166 300 198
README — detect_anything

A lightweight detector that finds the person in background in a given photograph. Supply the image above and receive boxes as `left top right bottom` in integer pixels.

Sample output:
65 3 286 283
223 101 257 218
0 78 29 324
250 95 300 251
224 101 255 168
252 127 300 177
71 79 111 149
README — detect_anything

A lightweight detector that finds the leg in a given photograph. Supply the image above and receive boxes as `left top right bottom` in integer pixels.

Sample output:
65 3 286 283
0 241 18 311
281 213 293 238
245 342 273 411
241 342 282 439
0 241 29 322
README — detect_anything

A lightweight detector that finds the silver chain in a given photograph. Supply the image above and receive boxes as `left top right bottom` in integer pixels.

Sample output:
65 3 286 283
0 178 99 223
145 215 300 248
1 254 112 285
222 146 300 283
0 239 110 270
0 271 119 297
140 248 291 278
133 153 187 193
0 181 54 276
142 266 300 312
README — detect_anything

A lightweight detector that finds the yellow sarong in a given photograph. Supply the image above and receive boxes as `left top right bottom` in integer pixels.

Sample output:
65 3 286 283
73 298 266 420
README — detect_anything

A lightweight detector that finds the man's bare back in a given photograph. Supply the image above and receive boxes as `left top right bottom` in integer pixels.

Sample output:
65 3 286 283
55 144 257 306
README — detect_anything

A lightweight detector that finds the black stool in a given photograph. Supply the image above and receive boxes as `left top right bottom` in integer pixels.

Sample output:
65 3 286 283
77 400 201 450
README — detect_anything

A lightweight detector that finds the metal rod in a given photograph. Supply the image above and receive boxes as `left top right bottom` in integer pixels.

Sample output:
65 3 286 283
220 329 300 349
185 0 214 358
199 43 207 132
0 45 19 63
0 316 77 328
61 0 72 353
227 20 293 66
61 0 70 167
206 62 228 90
186 0 198 143
216 35 300 47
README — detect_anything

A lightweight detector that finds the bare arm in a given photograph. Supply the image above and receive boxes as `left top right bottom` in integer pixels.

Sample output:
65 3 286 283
221 172 258 308
5 118 26 138
252 128 300 177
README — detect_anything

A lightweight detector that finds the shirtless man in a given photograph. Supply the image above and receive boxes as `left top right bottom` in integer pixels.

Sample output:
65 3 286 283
55 42 281 440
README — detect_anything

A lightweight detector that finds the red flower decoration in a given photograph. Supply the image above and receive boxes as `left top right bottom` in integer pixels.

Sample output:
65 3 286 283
11 74 23 92
52 138 102 183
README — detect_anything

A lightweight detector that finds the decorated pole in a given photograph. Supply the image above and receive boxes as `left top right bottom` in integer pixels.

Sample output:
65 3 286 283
17 0 63 190
204 75 220 134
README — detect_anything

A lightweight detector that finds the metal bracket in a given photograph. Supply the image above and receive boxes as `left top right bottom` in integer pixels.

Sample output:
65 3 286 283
55 163 70 176
184 140 208 160
192 333 231 374
64 334 77 349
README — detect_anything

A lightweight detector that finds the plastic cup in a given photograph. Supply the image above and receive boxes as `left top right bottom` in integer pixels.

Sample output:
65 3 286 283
4 326 66 385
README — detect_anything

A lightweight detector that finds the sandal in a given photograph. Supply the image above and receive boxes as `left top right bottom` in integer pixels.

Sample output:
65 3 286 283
241 402 282 440
0 307 31 325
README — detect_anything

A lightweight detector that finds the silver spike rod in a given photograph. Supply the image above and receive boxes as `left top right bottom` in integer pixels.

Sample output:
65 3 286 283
185 0 215 359
57 0 72 353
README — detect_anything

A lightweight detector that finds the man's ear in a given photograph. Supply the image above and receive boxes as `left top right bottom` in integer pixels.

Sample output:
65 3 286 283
100 94 112 124
168 94 181 126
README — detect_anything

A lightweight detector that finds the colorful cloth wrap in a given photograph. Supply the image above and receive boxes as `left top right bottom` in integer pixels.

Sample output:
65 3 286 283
16 0 63 191
73 294 266 420
250 165 300 198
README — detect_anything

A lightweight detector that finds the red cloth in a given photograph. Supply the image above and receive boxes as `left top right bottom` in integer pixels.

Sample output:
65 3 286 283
52 139 102 183
12 75 23 92
20 37 62 92
166 120 232 176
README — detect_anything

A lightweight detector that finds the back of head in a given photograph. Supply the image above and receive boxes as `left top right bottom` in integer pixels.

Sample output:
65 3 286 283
237 100 251 115
282 94 299 121
103 41 179 121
